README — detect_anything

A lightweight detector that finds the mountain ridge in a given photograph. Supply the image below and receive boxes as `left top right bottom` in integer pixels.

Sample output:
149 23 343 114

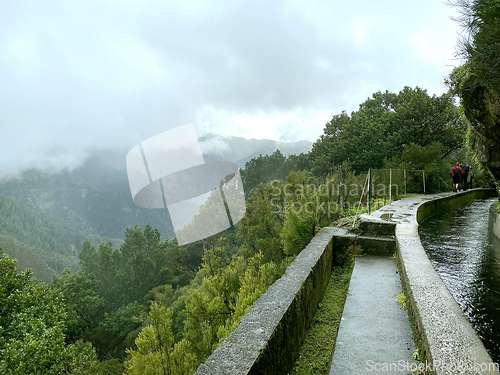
0 135 312 277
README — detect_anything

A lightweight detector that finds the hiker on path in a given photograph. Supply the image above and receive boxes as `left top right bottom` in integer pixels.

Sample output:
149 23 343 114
461 163 471 191
450 162 463 192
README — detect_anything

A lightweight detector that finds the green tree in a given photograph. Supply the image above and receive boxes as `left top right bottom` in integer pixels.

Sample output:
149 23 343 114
79 225 181 313
145 284 192 343
124 302 175 375
67 340 102 375
52 268 105 343
237 181 286 264
325 160 363 210
309 87 464 177
241 150 285 196
281 171 336 256
398 142 451 172
182 247 244 362
216 251 277 341
118 225 177 305
241 151 310 196
79 240 122 311
124 302 197 375
88 301 145 360
385 142 456 193
0 248 97 374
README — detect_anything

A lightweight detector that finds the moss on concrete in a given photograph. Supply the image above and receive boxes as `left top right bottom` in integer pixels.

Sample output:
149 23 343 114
290 265 353 375
194 228 339 375
249 233 334 375
493 200 500 213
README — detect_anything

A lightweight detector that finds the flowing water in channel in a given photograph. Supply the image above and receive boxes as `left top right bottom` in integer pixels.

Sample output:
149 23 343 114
419 198 500 362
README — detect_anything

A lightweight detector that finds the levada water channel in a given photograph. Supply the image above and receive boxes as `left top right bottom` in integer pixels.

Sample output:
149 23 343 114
419 197 500 362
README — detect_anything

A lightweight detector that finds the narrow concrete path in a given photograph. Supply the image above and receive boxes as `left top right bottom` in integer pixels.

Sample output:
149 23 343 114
328 255 415 374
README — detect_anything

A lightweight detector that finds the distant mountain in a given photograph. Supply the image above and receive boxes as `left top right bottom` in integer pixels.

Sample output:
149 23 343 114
0 135 312 275
199 134 312 168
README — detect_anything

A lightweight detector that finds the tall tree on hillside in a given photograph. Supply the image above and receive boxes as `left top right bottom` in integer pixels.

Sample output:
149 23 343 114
118 225 176 305
309 87 465 177
124 302 197 375
240 151 309 196
79 225 180 312
79 241 122 311
237 181 286 264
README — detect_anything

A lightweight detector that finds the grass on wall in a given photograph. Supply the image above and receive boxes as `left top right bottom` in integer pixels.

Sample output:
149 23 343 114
290 263 354 375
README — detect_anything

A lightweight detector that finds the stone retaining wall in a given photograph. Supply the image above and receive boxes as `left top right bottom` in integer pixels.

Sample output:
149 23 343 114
194 225 396 375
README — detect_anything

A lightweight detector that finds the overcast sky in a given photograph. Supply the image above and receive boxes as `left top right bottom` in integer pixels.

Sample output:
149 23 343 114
0 0 464 178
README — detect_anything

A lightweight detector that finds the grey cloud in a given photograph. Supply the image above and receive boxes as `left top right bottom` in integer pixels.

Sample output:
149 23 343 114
0 0 460 178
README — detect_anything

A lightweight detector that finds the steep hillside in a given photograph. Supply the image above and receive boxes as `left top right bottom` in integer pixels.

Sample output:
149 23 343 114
0 234 55 283
0 195 121 275
0 168 175 241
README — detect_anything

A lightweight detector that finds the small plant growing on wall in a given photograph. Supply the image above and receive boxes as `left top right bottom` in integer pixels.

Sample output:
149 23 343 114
396 291 407 309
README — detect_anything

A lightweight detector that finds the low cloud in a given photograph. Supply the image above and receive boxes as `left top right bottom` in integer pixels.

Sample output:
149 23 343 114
0 0 462 178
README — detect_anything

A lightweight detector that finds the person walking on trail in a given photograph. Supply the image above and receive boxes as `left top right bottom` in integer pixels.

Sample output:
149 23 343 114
450 162 462 192
461 163 471 191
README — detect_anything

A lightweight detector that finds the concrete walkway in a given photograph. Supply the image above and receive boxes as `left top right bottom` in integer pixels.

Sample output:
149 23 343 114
329 189 499 375
329 255 415 374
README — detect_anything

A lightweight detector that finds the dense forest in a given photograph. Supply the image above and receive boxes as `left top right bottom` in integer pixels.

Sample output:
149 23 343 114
0 137 311 283
2 80 495 374
0 138 312 244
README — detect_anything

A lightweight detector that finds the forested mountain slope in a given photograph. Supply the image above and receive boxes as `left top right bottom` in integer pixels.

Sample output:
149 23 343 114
0 138 312 242
0 195 121 277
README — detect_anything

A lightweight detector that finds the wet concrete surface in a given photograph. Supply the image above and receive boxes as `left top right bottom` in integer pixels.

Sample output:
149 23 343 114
329 255 415 374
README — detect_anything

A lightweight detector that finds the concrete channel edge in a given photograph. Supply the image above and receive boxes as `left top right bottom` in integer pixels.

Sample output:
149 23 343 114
394 189 499 374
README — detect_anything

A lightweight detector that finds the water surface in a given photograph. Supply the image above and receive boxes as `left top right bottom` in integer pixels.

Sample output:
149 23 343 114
419 198 500 362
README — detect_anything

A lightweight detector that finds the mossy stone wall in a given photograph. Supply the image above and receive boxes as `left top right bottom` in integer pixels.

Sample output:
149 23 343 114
194 227 338 375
